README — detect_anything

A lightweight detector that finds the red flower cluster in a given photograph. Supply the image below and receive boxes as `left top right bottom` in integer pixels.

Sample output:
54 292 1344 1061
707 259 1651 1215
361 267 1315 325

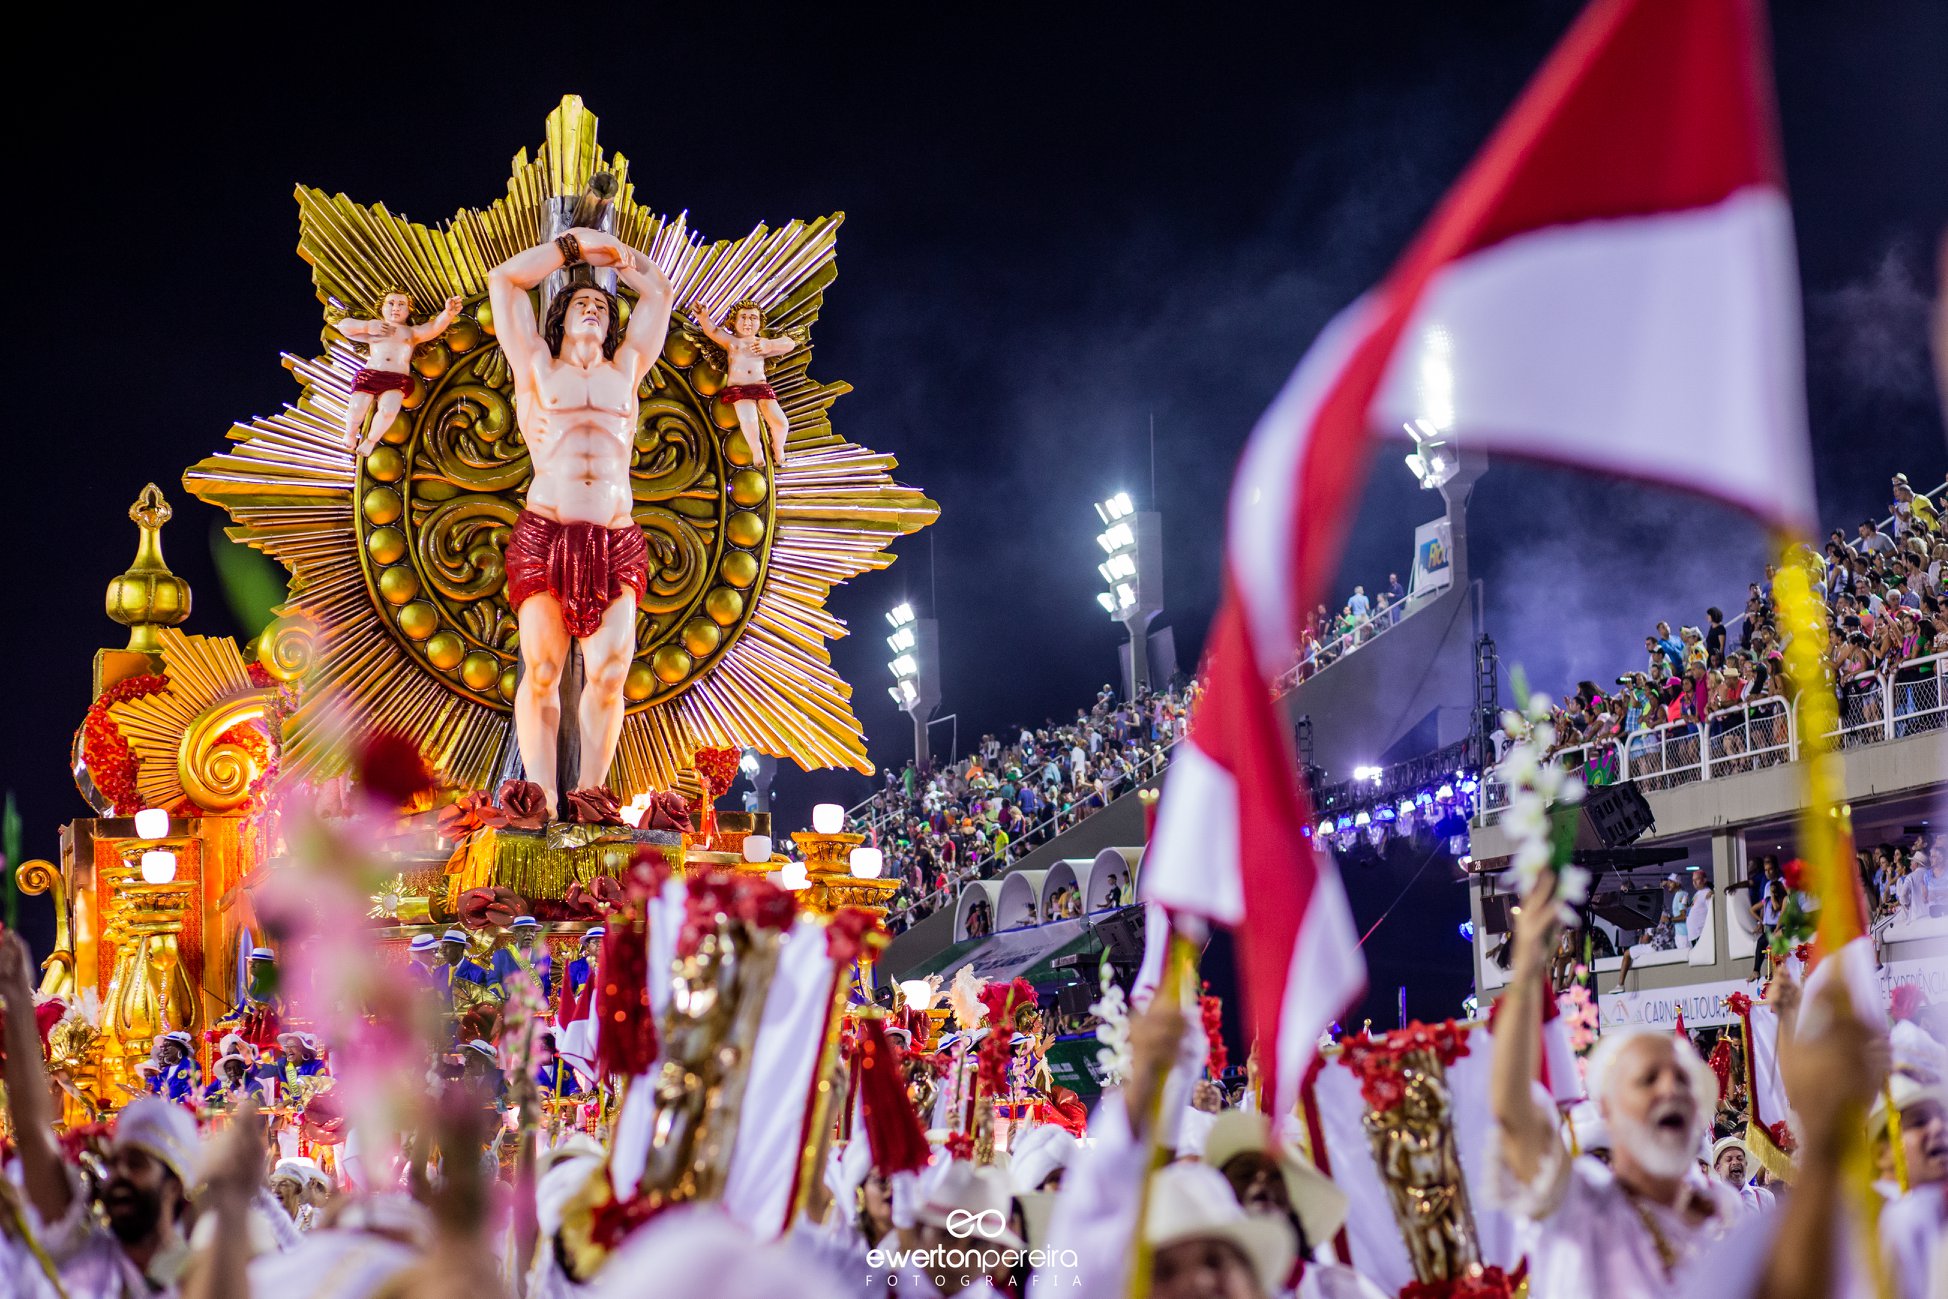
439 790 509 839
977 978 1038 1033
826 907 885 964
1781 858 1807 891
565 786 624 826
1724 991 1754 1017
692 747 741 802
1706 1037 1735 1103
1338 1020 1473 1114
975 1023 1015 1097
1199 987 1229 1078
496 779 550 830
78 674 169 815
564 876 626 920
57 1122 113 1166
943 1131 975 1161
637 790 692 832
1400 1266 1519 1299
1765 1119 1797 1154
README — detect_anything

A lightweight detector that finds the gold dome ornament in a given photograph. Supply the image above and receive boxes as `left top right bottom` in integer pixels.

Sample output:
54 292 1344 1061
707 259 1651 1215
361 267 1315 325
105 485 191 655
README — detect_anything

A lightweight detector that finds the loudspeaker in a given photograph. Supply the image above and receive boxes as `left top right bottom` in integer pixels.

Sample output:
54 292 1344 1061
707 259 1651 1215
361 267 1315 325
1056 980 1096 1018
1578 781 1656 849
1589 887 1663 930
1094 906 1148 968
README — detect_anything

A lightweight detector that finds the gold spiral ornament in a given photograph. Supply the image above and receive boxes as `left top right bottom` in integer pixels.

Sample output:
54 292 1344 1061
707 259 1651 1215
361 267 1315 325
179 694 274 812
257 613 318 683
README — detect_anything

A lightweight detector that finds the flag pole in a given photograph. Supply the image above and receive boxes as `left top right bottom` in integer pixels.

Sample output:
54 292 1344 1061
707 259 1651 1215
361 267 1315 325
1772 546 1893 1299
1125 928 1199 1299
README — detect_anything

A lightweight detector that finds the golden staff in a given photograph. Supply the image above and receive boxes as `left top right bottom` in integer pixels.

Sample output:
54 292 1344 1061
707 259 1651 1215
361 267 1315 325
1125 929 1200 1299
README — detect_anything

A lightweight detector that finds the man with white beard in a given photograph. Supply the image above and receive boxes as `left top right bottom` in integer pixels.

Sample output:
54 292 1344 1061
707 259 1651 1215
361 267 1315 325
1709 1135 1774 1216
1492 880 1746 1296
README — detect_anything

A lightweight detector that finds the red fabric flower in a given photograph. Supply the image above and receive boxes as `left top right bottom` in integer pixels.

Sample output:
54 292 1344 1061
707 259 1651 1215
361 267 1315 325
439 790 508 839
1706 1037 1735 1103
57 1122 112 1165
943 1132 975 1161
497 779 551 829
458 887 527 931
734 874 797 933
356 732 433 805
78 673 169 815
593 901 656 1080
565 786 624 826
826 907 885 965
640 790 692 832
1724 990 1754 1017
564 876 627 920
300 1088 348 1146
1338 1020 1474 1112
1781 858 1807 891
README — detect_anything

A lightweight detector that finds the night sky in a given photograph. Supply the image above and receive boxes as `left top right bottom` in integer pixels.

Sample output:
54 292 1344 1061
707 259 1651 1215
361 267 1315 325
4 6 1943 980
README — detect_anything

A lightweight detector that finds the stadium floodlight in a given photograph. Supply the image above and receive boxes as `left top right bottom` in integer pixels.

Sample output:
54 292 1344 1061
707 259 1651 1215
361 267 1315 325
1097 521 1135 554
1096 592 1116 613
886 602 915 629
1401 421 1459 492
888 654 918 682
1114 582 1136 610
1094 491 1135 525
886 602 939 768
1352 764 1383 784
886 625 917 654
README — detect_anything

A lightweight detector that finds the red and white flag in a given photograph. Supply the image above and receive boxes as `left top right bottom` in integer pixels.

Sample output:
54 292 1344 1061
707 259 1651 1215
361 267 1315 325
1145 0 1814 1116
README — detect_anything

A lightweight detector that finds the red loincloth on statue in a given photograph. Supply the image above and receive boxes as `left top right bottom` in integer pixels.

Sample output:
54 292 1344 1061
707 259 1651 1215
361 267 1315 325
718 383 778 405
504 510 650 639
350 367 414 396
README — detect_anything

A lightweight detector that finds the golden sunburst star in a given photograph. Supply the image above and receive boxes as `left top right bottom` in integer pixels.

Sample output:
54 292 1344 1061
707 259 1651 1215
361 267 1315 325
186 95 936 796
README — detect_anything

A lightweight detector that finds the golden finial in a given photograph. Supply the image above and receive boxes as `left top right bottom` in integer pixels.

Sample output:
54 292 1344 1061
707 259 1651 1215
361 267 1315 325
105 483 191 654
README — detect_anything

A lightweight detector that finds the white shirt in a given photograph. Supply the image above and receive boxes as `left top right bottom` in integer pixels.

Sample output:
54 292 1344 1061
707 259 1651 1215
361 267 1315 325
1494 1144 1741 1299
1881 1183 1947 1299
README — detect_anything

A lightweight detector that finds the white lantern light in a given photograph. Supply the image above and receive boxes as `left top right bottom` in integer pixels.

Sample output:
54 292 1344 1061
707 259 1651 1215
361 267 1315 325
812 803 844 835
742 833 773 864
140 850 177 885
899 979 935 1011
849 846 884 879
133 807 169 839
778 860 811 891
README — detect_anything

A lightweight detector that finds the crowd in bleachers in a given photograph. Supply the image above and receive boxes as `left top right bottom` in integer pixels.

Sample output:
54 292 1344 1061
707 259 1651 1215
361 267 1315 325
1275 571 1416 690
1529 471 1948 768
854 682 1198 934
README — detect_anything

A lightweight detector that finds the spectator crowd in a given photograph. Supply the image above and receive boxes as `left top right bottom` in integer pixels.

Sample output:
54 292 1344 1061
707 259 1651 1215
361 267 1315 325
852 682 1198 935
1526 471 1947 770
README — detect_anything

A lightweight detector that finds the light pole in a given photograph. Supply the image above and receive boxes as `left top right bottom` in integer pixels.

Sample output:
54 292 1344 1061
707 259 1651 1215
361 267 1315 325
1094 492 1163 698
886 602 940 772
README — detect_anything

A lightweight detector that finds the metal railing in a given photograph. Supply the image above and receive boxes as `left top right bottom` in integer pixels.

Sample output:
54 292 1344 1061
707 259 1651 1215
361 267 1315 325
1272 594 1427 695
1481 653 1946 819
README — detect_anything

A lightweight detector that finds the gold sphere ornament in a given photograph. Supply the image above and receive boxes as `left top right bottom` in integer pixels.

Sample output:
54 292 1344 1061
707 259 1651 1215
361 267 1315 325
718 551 758 588
704 587 744 626
711 399 739 431
397 601 439 640
425 632 465 669
365 446 406 483
650 645 693 684
497 665 519 701
377 566 420 604
460 651 500 691
380 413 412 445
473 299 495 336
413 342 452 380
664 332 699 368
728 471 768 508
367 527 407 564
624 661 656 701
681 618 722 657
722 431 754 468
726 511 765 547
691 362 724 397
362 487 403 526
445 318 483 354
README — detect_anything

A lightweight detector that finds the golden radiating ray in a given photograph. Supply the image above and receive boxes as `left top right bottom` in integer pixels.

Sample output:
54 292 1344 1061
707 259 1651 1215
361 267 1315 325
186 95 937 796
108 630 270 808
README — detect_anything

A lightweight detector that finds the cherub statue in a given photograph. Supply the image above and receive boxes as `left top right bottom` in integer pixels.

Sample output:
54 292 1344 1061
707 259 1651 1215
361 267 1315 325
689 300 799 468
335 288 464 456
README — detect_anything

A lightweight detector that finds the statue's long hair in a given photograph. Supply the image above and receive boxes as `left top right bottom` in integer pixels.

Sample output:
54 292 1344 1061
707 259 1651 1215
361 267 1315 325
542 274 624 360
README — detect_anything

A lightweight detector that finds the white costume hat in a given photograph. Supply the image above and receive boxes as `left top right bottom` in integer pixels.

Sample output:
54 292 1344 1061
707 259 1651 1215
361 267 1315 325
1709 1133 1748 1165
249 946 277 961
115 1097 201 1186
1871 1073 1948 1139
1009 1123 1080 1195
1200 1108 1349 1249
511 915 539 929
913 1160 1026 1249
441 929 469 944
465 1039 499 1065
408 934 438 953
594 1206 850 1299
1144 1163 1296 1294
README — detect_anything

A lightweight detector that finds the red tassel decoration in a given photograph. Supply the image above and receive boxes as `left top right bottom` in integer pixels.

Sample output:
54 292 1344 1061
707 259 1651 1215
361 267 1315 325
593 892 657 1080
855 1018 930 1176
